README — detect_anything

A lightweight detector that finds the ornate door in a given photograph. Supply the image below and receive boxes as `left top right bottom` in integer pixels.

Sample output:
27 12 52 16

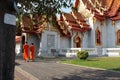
47 35 55 51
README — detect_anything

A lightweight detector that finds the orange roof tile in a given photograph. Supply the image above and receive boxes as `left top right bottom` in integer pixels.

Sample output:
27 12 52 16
71 11 91 30
105 0 113 10
68 22 80 27
108 0 120 17
111 12 120 21
79 0 120 20
72 12 86 22
71 27 85 32
63 12 76 22
74 0 80 8
21 15 46 34
59 12 91 32
94 14 106 21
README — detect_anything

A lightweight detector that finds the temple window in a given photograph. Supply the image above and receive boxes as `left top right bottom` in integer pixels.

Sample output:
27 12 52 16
95 28 101 46
117 30 120 45
74 34 81 48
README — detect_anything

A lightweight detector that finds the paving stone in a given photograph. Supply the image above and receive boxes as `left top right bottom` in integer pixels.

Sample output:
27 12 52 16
15 57 120 80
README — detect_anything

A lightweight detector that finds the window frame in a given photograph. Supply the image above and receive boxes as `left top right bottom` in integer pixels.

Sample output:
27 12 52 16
95 28 101 46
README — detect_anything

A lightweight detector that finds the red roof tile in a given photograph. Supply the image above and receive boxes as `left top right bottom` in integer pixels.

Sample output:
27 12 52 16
107 0 120 17
110 12 120 21
80 0 120 21
72 12 86 22
105 0 113 10
71 11 91 30
63 12 76 22
71 27 85 32
74 0 80 8
58 12 91 32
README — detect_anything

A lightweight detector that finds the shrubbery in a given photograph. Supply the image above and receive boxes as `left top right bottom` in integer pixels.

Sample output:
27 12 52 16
77 50 88 60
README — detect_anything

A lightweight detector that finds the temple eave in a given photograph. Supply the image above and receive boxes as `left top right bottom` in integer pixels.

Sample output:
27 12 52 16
71 27 85 32
110 16 120 21
94 15 106 21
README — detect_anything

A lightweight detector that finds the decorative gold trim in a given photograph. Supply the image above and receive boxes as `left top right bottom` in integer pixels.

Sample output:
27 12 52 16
74 33 81 48
93 17 96 24
112 21 115 26
95 28 102 46
116 30 120 45
100 21 104 26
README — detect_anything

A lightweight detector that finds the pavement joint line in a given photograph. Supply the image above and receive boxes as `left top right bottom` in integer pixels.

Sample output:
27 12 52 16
15 66 39 80
60 62 120 73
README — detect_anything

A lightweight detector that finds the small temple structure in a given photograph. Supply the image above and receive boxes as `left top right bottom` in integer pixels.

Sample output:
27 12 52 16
16 0 120 57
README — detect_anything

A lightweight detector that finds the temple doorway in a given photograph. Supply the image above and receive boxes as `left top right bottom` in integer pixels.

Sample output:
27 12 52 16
74 35 81 48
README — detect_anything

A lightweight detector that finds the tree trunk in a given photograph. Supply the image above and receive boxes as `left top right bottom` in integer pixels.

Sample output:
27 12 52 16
0 0 16 80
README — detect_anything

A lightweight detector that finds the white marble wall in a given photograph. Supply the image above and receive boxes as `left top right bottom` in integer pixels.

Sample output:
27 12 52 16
105 19 115 48
82 32 88 48
40 31 60 56
101 20 107 48
87 18 120 48
87 17 95 48
60 37 70 48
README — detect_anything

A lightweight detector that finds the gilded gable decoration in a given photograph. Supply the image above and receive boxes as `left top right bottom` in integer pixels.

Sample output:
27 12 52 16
112 21 115 26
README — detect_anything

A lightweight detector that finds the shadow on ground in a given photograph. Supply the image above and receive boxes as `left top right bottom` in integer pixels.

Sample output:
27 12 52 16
52 69 120 80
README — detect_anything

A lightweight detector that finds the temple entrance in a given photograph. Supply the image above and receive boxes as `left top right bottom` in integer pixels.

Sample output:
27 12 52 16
47 34 56 54
95 28 101 46
47 34 55 49
74 35 81 48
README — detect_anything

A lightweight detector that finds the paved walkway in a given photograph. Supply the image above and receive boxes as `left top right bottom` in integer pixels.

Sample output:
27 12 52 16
15 57 120 80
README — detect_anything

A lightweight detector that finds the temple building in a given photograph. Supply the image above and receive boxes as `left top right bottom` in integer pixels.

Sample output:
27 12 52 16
16 0 120 57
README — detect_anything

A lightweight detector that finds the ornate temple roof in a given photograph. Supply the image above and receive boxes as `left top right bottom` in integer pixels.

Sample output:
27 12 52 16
71 12 91 30
57 11 91 34
74 0 120 21
21 15 46 34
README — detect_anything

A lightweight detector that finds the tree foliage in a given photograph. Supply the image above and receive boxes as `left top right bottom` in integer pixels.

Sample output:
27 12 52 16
15 0 73 20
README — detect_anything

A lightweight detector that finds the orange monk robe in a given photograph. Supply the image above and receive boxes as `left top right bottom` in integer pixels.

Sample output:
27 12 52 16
30 45 35 60
23 44 29 60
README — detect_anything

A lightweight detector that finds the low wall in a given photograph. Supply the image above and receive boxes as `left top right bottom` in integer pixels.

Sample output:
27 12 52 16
59 48 120 57
59 48 97 57
102 48 120 57
16 47 120 57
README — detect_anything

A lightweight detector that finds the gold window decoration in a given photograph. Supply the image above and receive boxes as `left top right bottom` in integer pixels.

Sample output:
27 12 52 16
74 33 81 48
95 28 101 46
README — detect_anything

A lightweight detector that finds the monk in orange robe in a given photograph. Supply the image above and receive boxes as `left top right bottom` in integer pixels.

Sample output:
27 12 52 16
30 43 35 61
23 42 29 62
